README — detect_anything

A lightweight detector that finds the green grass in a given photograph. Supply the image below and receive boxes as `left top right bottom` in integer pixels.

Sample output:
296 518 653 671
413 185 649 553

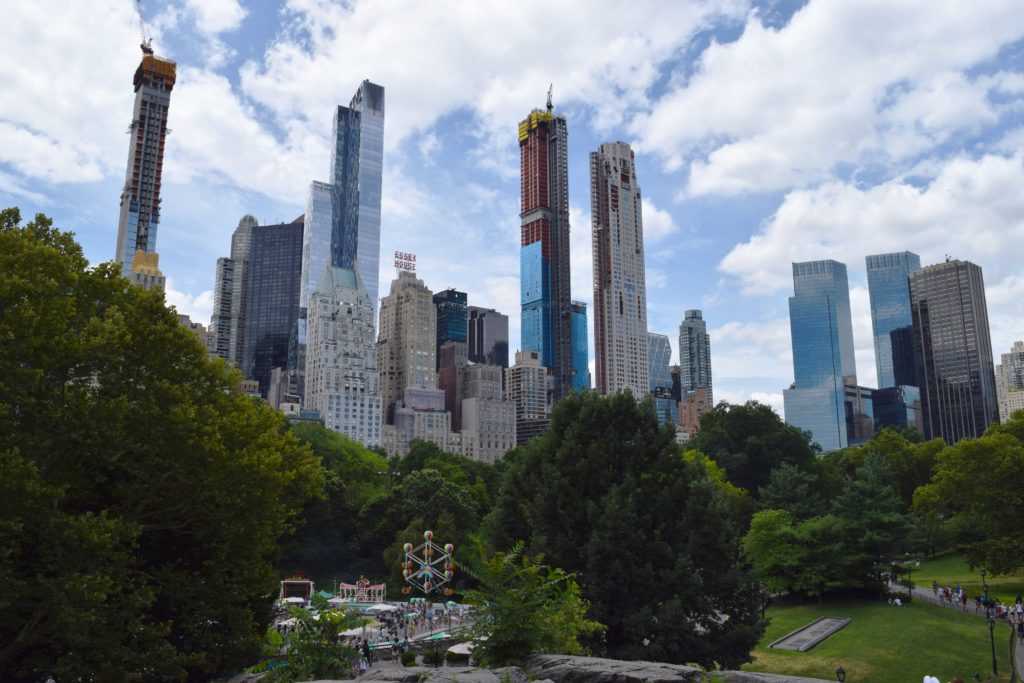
743 597 1014 683
913 552 1024 604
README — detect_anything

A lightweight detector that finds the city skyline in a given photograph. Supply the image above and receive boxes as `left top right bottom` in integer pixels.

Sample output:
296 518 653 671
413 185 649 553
5 1 1024 415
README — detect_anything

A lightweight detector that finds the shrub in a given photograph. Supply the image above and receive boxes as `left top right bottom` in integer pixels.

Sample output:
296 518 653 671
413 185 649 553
400 651 417 667
445 650 470 665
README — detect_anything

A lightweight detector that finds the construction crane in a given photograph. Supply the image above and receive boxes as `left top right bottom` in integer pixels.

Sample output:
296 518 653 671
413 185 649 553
135 0 153 54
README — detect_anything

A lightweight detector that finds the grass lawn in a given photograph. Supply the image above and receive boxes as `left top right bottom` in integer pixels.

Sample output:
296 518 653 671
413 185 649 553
913 552 1024 604
743 596 1015 683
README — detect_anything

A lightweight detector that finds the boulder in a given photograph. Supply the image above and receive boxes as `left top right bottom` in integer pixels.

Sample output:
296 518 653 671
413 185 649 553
523 655 833 683
359 665 530 682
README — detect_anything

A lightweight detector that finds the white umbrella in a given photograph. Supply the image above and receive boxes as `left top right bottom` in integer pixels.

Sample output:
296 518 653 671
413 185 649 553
282 597 305 604
367 603 398 612
327 597 347 605
446 642 474 655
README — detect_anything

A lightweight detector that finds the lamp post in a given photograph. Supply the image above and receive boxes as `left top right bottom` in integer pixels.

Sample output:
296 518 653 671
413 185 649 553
835 665 846 682
981 569 997 677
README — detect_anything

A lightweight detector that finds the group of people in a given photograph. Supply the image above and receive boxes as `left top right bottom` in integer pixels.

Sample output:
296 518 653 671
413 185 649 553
929 582 1024 644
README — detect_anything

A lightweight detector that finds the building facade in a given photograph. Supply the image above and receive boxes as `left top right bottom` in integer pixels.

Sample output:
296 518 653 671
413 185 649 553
506 350 550 446
210 214 258 365
591 141 649 398
377 270 437 424
241 217 304 397
115 49 175 278
866 252 921 389
648 333 678 426
304 266 382 447
571 301 590 392
468 306 509 368
519 96 574 401
460 364 515 463
910 259 998 443
783 260 863 452
433 289 468 370
996 341 1024 423
678 309 713 407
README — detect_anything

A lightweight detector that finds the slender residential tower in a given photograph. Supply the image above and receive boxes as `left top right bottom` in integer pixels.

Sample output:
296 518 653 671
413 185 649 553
115 47 176 280
678 309 713 406
591 141 649 397
519 89 574 401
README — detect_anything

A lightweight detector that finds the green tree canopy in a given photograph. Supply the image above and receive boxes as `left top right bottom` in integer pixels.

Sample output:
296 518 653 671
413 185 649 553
485 391 765 669
0 208 322 681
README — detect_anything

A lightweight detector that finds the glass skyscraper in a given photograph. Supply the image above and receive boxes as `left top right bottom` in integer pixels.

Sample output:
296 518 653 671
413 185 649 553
433 289 467 370
648 333 678 426
468 306 509 368
783 260 858 452
909 259 998 443
678 309 713 406
866 252 921 388
571 301 590 392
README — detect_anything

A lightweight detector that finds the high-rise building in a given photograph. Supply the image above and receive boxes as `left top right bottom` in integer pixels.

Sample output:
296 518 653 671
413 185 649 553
519 94 574 401
680 386 711 438
995 341 1024 423
377 270 437 423
433 289 467 371
866 252 921 388
678 309 713 407
468 306 509 368
571 301 590 392
591 141 649 397
505 350 550 446
383 387 474 458
211 214 258 365
909 259 998 443
648 333 678 426
304 266 382 447
460 364 515 463
241 217 304 397
783 260 864 452
115 48 175 279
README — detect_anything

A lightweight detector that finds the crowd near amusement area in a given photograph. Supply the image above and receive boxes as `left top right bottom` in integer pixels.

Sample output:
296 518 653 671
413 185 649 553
5 1 1024 682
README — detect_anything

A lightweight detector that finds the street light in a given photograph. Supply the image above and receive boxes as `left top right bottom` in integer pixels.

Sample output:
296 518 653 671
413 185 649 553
980 568 997 677
835 665 846 682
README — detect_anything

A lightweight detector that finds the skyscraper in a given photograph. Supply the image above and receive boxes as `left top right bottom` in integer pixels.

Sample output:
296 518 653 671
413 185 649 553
995 341 1024 423
305 266 382 447
519 93 574 401
459 364 515 463
909 259 998 443
468 306 509 368
570 301 590 392
211 214 257 365
506 350 550 446
678 309 713 407
648 333 678 426
783 260 858 452
115 48 175 279
866 252 921 388
591 141 649 397
241 217 304 396
377 270 437 423
433 289 468 370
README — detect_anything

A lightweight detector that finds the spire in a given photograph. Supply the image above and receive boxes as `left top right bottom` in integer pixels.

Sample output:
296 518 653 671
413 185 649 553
546 83 553 112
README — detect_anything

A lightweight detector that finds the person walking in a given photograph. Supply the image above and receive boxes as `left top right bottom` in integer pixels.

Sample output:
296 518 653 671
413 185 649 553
362 638 372 667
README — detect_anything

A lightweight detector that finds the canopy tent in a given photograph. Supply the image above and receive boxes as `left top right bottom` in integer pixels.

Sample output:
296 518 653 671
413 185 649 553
340 620 380 637
316 590 334 600
327 597 348 605
282 597 305 604
446 642 473 655
367 603 398 612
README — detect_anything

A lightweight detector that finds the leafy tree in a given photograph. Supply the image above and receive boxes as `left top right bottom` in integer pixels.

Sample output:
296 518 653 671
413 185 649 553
462 543 602 667
686 401 819 496
0 208 322 681
824 428 943 509
485 391 765 669
914 426 1024 573
262 599 362 682
757 463 829 521
743 510 803 594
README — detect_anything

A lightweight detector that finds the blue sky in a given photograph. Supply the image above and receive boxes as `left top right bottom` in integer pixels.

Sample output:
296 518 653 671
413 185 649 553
4 0 1024 414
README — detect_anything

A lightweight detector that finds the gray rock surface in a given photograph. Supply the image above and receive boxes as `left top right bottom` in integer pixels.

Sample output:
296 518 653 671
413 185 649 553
523 654 832 683
358 665 532 682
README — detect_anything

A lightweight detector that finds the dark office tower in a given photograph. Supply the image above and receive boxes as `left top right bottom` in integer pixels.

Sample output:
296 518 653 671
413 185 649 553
591 142 648 397
890 325 918 388
468 306 509 368
519 92 573 401
909 259 998 443
571 301 590 392
115 48 175 279
648 333 678 426
433 289 468 371
678 310 713 406
241 217 304 397
866 252 921 388
210 214 257 365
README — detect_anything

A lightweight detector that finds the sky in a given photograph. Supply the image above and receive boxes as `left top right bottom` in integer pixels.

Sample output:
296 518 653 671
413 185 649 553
3 0 1024 416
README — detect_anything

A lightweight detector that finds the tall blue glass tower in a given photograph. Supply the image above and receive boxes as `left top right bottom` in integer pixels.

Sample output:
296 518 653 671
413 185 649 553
648 333 678 426
783 260 858 452
866 252 921 388
571 301 589 392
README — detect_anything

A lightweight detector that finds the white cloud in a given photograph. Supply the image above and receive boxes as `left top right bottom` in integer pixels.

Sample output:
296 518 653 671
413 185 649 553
849 285 877 389
184 0 247 35
710 317 792 380
165 278 214 323
714 387 784 416
641 197 679 242
631 0 1024 196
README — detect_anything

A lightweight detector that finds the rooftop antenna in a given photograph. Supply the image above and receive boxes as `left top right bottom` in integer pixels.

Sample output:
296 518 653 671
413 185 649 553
546 83 553 112
135 0 154 54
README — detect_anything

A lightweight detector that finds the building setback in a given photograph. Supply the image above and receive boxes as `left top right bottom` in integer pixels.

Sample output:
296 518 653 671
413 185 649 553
304 266 382 447
377 270 437 424
241 217 304 397
468 306 509 368
591 141 649 398
678 309 713 407
995 341 1024 423
909 259 998 443
115 48 175 280
519 94 574 401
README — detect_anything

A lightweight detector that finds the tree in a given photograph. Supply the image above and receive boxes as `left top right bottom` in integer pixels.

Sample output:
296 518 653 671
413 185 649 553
261 599 362 682
757 463 829 521
484 391 765 669
743 510 803 595
685 401 819 496
462 543 602 667
0 209 322 681
824 428 943 509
